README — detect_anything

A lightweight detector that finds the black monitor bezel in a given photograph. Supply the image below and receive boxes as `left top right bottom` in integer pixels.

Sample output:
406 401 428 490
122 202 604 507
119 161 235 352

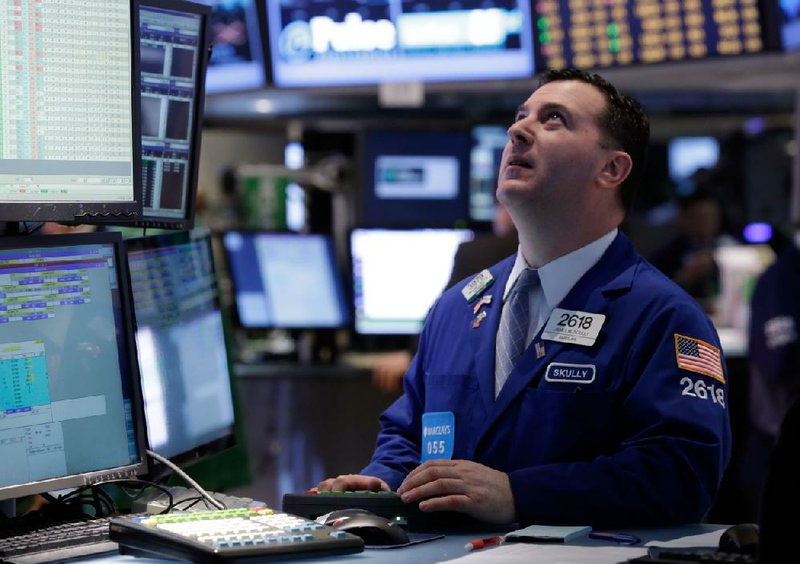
135 0 213 230
0 3 144 225
219 229 352 331
124 228 236 479
0 231 149 502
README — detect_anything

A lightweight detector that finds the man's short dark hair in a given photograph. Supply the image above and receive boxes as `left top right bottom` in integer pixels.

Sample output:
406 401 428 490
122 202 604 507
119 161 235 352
538 68 650 213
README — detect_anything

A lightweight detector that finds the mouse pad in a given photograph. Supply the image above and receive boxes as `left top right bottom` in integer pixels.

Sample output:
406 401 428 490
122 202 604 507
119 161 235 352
365 532 445 549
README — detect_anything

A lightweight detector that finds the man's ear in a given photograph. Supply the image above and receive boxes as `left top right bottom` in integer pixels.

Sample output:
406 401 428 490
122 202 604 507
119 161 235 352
597 151 633 190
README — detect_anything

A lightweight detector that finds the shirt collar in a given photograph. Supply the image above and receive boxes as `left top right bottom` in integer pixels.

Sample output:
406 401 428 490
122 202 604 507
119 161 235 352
504 228 618 308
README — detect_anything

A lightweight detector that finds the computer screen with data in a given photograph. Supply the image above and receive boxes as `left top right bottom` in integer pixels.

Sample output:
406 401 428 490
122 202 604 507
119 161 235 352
0 0 143 223
198 0 266 93
222 231 350 329
0 232 147 501
533 0 781 70
126 229 235 472
139 0 211 229
350 228 474 335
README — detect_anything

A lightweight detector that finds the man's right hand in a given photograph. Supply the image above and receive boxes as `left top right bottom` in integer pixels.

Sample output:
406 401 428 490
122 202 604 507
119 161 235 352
315 474 391 492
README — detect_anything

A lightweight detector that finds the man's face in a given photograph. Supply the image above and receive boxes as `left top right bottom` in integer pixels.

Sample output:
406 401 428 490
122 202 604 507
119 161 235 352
496 80 612 212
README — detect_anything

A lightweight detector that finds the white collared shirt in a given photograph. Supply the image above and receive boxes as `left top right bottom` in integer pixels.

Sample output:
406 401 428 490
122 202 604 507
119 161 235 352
500 227 618 351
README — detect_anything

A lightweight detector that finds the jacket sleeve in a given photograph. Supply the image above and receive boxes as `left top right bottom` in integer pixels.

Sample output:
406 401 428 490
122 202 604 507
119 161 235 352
360 319 432 489
507 301 731 527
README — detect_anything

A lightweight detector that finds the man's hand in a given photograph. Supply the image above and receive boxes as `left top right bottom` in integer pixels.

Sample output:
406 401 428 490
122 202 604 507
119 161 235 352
371 350 412 394
315 474 391 492
396 460 516 524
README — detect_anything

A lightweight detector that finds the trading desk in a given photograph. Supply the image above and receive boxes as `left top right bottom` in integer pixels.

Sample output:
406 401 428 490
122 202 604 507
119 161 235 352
66 524 727 564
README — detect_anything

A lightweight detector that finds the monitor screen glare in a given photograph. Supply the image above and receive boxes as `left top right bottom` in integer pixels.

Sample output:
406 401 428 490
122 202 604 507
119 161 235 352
127 230 235 464
0 233 145 501
351 228 474 335
222 232 350 329
0 0 141 222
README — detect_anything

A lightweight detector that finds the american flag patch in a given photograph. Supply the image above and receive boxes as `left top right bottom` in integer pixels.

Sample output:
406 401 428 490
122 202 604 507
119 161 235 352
674 334 725 383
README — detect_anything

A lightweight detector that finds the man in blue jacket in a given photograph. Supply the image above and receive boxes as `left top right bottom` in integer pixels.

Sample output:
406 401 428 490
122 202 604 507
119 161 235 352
741 226 800 518
318 69 731 527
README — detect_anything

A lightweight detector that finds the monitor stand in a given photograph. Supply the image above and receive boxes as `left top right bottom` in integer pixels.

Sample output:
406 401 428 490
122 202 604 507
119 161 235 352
295 329 339 365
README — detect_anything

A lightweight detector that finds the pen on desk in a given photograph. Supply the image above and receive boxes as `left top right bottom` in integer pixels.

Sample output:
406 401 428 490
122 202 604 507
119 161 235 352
464 535 504 551
588 531 641 545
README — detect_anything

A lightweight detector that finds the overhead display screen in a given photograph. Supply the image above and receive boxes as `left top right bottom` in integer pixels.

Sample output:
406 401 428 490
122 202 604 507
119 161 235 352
534 0 779 70
266 0 535 87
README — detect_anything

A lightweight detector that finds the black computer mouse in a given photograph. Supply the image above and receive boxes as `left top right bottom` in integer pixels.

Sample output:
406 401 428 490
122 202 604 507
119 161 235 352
325 509 410 546
718 522 760 555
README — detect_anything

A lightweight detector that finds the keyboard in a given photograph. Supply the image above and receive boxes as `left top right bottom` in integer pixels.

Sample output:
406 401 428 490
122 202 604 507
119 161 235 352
629 547 757 563
0 516 117 563
109 507 364 562
131 485 264 514
282 490 490 532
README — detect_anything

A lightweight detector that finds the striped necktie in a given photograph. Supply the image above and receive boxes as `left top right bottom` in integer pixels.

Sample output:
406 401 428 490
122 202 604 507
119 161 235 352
495 268 540 397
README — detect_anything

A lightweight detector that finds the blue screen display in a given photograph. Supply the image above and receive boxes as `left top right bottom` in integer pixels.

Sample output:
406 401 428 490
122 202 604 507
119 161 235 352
266 0 535 87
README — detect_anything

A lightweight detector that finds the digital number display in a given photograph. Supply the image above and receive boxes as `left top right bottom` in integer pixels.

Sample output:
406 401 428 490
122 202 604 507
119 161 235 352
534 0 775 70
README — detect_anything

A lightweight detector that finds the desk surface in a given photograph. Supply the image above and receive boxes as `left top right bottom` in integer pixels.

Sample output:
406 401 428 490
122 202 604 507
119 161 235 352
67 524 727 564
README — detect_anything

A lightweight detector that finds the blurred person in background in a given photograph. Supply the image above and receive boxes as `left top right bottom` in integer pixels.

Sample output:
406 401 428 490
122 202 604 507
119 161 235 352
741 222 800 519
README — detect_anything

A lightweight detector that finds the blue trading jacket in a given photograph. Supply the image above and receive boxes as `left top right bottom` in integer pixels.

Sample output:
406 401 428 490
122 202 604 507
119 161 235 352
748 242 800 437
362 232 731 527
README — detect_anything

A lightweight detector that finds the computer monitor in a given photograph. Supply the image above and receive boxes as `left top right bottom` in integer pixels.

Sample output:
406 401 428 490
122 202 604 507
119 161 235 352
126 229 235 476
198 0 267 94
138 0 212 229
221 231 350 329
533 0 782 70
470 125 508 223
0 232 148 501
361 130 472 228
0 0 143 224
350 228 474 335
668 136 720 188
265 0 535 87
781 0 800 49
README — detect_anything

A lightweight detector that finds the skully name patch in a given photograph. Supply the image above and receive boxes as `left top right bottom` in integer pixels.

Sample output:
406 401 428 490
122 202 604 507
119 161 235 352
544 363 596 384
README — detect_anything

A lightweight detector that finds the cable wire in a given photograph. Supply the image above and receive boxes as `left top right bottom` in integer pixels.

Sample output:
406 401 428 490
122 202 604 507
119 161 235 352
145 449 225 510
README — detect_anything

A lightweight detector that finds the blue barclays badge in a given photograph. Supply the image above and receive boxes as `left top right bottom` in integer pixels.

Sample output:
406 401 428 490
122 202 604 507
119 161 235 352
421 411 455 462
544 363 596 384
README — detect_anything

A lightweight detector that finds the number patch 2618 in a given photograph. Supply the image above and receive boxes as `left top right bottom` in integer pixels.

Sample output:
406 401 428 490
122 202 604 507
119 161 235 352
557 312 594 330
680 377 725 408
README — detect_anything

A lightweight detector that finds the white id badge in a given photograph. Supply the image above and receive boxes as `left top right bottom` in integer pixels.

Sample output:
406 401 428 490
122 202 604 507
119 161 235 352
541 308 606 346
